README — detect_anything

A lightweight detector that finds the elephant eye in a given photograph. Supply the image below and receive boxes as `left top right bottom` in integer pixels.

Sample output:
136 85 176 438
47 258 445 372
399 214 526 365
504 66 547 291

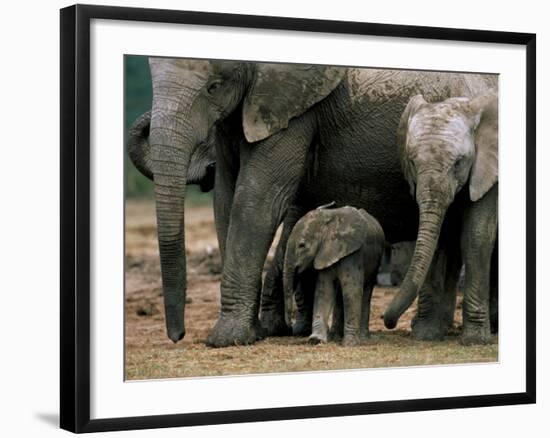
207 80 223 94
454 157 464 171
298 240 306 248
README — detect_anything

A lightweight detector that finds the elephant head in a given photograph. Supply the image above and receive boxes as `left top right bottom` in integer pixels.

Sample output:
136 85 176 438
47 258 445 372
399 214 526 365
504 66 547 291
383 90 498 329
283 205 369 322
145 57 344 342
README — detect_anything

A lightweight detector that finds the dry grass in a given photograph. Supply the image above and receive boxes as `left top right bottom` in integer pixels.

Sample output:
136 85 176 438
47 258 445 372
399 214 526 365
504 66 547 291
125 333 497 380
125 199 498 381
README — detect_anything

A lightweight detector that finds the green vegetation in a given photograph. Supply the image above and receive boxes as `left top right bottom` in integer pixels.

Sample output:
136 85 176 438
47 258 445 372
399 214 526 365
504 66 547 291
124 55 213 205
125 55 152 134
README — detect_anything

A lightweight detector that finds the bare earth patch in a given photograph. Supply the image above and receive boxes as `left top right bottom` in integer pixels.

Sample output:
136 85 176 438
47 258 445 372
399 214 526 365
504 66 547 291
125 200 497 381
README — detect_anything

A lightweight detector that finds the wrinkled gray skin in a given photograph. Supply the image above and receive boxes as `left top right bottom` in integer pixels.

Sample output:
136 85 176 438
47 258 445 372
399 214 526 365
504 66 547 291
128 110 217 192
383 91 498 345
283 206 384 346
136 56 496 346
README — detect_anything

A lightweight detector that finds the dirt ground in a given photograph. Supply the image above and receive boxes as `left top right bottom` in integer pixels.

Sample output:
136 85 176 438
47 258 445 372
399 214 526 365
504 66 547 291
125 199 497 381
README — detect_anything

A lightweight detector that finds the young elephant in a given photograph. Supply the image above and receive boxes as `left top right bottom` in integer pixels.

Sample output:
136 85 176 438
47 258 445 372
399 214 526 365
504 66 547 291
383 90 498 345
283 205 385 346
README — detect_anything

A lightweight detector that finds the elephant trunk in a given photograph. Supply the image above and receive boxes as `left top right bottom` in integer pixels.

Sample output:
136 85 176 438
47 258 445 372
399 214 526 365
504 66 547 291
384 192 448 329
150 112 194 343
127 111 153 180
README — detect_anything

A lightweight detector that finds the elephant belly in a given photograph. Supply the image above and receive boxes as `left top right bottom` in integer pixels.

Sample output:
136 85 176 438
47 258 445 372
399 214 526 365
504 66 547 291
300 81 424 242
300 143 418 243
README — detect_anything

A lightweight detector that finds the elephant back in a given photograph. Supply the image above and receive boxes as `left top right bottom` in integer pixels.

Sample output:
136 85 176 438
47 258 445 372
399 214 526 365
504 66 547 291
345 68 497 106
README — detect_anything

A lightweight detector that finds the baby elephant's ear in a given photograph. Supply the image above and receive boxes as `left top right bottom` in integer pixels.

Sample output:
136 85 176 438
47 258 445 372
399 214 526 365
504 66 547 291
243 63 345 143
398 94 427 149
398 95 427 196
314 208 368 270
468 90 498 202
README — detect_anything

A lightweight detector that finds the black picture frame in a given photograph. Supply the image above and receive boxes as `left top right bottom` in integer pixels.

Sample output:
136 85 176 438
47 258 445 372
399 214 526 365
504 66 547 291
60 4 536 433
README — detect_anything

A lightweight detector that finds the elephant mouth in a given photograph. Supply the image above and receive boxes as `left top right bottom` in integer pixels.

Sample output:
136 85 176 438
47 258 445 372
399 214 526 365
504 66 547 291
199 162 216 192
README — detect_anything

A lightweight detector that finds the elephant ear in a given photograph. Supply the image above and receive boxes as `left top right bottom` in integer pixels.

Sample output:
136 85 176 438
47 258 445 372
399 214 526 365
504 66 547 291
242 64 345 143
397 95 427 196
314 207 367 270
468 90 498 202
127 111 153 181
397 94 427 150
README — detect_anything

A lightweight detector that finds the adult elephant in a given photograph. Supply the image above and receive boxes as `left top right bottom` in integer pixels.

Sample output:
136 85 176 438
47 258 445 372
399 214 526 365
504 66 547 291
140 57 496 346
383 92 498 344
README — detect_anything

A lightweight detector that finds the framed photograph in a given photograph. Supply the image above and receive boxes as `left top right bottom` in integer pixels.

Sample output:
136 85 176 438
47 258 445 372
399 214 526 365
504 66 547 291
60 4 536 433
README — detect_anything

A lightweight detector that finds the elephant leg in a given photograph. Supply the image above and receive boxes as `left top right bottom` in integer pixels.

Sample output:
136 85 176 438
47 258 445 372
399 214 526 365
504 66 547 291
341 289 364 346
213 141 238 262
440 243 462 332
460 186 498 345
206 116 315 347
309 272 336 344
339 258 364 346
490 241 499 334
328 286 344 342
292 269 316 336
360 280 375 339
411 247 450 341
260 205 306 336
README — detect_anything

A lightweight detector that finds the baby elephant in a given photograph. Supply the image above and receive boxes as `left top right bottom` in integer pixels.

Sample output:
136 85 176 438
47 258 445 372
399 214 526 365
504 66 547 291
383 90 498 344
283 205 385 346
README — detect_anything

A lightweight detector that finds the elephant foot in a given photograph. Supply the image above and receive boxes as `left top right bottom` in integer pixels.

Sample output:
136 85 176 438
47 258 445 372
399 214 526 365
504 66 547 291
411 317 448 341
461 324 491 345
260 309 292 337
206 315 265 348
360 330 371 341
292 318 312 337
342 334 361 347
308 333 327 344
